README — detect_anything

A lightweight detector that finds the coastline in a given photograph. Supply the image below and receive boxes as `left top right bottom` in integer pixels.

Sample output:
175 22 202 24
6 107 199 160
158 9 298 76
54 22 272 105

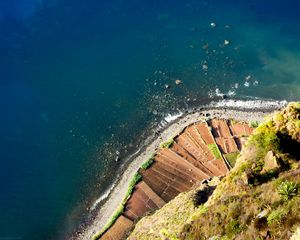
73 100 287 240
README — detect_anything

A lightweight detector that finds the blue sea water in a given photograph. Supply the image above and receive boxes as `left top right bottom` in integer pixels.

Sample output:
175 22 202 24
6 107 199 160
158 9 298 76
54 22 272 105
0 0 299 239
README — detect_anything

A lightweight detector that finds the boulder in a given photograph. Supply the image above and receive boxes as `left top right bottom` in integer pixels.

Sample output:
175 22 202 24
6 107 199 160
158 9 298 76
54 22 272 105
261 151 279 173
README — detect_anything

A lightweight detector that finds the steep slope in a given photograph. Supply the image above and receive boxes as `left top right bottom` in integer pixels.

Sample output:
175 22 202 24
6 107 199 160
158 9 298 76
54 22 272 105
128 102 300 240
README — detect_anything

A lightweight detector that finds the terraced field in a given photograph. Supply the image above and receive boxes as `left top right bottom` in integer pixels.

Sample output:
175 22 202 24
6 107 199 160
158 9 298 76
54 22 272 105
97 119 253 240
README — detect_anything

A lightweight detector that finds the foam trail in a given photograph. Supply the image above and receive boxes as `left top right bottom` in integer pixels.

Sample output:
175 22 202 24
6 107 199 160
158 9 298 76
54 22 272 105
90 179 118 211
164 112 183 123
210 99 288 109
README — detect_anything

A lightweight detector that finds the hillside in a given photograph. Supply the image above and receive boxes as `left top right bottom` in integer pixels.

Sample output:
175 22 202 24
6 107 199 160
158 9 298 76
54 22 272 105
128 102 300 240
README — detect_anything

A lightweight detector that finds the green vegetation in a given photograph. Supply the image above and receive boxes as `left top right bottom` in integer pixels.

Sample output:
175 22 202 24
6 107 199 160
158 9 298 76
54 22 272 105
160 138 174 148
278 180 298 201
208 143 222 159
141 153 155 170
267 207 287 225
224 152 240 167
160 229 179 240
93 172 142 240
249 120 259 128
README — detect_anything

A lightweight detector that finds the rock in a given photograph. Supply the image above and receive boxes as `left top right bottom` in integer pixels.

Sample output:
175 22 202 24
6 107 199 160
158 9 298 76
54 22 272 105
165 84 170 89
210 22 216 28
202 64 208 71
224 39 230 45
241 169 255 185
245 75 252 80
175 79 182 85
261 151 280 173
257 209 269 218
202 43 209 50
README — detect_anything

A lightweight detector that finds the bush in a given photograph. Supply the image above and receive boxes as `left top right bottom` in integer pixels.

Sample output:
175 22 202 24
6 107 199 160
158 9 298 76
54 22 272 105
141 154 155 170
249 121 259 128
226 220 243 238
278 181 298 201
160 138 174 148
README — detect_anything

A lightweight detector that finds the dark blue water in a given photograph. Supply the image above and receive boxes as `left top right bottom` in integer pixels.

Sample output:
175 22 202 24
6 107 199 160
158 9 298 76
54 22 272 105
0 0 299 239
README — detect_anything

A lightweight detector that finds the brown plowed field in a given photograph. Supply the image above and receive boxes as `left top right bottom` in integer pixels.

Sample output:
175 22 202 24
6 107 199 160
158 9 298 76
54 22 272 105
209 119 232 138
195 123 215 144
160 148 209 180
154 154 201 183
139 181 166 208
171 143 213 177
228 122 246 137
124 184 156 221
100 215 133 240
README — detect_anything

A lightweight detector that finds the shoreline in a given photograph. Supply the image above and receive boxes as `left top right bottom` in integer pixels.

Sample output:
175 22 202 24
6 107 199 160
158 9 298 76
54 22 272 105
73 100 287 240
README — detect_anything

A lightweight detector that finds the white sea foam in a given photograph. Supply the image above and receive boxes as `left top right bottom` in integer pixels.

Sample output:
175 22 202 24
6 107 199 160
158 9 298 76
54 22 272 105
215 88 236 97
90 179 118 211
210 99 288 109
244 81 250 87
164 112 183 123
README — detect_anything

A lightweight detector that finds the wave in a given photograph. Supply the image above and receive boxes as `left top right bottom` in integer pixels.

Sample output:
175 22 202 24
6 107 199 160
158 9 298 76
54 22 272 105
89 179 118 211
164 112 183 123
209 99 288 109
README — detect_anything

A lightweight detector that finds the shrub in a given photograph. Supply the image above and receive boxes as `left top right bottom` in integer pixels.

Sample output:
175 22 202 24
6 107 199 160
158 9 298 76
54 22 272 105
208 143 222 159
141 154 155 170
226 220 243 238
160 138 174 148
267 207 287 225
278 181 298 201
249 121 259 128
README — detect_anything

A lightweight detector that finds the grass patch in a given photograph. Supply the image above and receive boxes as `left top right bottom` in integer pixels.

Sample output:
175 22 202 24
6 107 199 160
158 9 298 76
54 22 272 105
207 143 222 159
249 120 259 128
141 154 155 170
224 152 240 167
93 172 142 239
160 138 174 148
267 207 288 225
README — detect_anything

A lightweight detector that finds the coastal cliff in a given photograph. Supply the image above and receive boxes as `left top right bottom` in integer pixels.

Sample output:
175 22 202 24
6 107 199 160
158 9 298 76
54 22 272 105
128 102 300 240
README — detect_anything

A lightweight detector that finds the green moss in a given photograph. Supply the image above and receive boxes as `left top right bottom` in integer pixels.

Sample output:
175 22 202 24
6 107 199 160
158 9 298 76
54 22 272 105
160 138 174 148
208 143 222 159
141 154 155 170
224 152 240 167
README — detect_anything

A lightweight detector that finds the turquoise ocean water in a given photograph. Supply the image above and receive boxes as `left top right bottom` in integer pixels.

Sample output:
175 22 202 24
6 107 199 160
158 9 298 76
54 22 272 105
0 0 299 239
